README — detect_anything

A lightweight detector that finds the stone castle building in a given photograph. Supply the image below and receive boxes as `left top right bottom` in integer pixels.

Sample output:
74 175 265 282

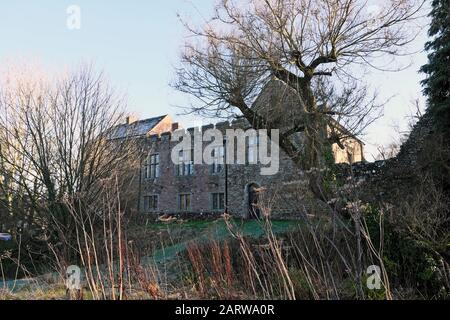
111 118 363 219
111 81 365 218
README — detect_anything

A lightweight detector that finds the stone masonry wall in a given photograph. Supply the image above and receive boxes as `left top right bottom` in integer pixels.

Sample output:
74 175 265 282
137 120 311 219
335 112 439 203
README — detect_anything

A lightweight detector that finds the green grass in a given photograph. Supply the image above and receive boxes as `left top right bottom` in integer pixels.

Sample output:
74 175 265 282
147 219 214 232
148 218 300 236
144 218 302 265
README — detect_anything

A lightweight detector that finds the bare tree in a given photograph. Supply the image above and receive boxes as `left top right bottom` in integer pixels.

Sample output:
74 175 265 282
0 64 140 270
174 0 424 174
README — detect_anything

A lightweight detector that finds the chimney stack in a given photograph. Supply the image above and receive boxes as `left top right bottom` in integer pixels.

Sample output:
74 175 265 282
126 115 138 125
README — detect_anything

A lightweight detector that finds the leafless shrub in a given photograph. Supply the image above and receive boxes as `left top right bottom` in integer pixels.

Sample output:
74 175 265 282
0 64 141 278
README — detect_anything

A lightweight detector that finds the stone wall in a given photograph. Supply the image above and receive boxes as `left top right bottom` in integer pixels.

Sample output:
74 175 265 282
332 137 365 164
133 113 371 219
137 120 311 219
334 160 388 181
335 112 439 203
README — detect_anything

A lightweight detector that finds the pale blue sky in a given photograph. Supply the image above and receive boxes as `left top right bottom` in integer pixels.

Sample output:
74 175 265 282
0 1 430 159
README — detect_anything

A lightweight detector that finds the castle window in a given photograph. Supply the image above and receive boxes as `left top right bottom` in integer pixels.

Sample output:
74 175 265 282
145 154 160 179
178 193 191 211
144 195 158 211
247 135 259 164
176 149 194 176
211 146 224 174
211 193 225 211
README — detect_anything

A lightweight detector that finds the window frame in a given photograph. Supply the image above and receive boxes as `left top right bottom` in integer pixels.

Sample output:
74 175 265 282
144 153 160 179
247 135 259 164
178 193 192 211
143 194 159 212
211 146 224 174
176 149 194 176
211 192 225 211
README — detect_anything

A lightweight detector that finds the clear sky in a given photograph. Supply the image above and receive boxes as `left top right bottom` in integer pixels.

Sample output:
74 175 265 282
0 1 430 160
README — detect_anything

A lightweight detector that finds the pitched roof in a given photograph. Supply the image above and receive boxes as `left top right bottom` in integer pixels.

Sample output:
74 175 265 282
252 79 364 145
108 115 167 140
251 79 306 127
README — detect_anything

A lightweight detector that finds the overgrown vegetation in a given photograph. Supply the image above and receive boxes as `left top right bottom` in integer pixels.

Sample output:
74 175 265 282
1 0 448 302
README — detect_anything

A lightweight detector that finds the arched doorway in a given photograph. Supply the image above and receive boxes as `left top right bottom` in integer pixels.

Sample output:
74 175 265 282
247 183 261 219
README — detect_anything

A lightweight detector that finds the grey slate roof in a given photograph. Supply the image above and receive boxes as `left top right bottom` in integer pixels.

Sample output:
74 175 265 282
108 115 167 139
